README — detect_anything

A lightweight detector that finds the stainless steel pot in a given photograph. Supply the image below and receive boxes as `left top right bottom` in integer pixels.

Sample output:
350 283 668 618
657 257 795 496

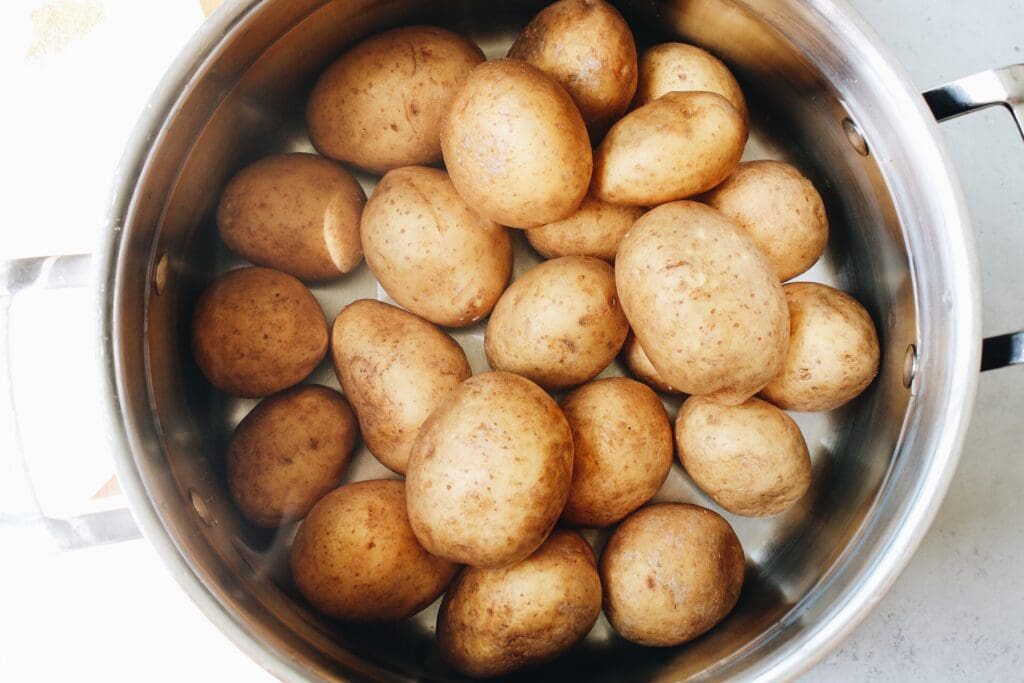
6 0 1022 680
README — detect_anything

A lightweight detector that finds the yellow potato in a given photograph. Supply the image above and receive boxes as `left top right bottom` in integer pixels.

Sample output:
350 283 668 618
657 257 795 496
290 480 459 621
615 201 789 404
331 300 471 473
227 385 358 527
361 166 513 327
508 0 637 137
600 503 745 646
437 530 602 677
701 160 828 281
524 194 644 262
760 282 880 411
216 153 365 281
191 267 328 398
593 91 746 206
485 256 629 390
621 331 682 394
307 26 484 173
633 43 747 119
406 372 574 568
440 59 592 228
676 395 811 516
561 378 674 527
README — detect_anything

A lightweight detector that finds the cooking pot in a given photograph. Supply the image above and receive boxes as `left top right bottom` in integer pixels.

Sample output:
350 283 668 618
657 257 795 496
4 0 1023 679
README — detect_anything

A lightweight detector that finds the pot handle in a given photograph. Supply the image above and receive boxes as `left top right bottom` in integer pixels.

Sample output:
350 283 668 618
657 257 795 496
923 64 1024 372
1 254 141 549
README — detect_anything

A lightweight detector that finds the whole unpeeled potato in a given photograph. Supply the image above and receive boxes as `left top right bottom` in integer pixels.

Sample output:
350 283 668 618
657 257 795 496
485 256 629 390
676 395 812 516
227 385 358 527
525 194 644 262
361 166 512 327
406 372 574 568
217 153 365 281
331 300 471 474
290 480 459 621
307 26 484 172
508 0 637 137
621 331 682 394
760 282 880 411
437 530 602 678
615 201 789 404
440 59 592 228
593 91 746 206
633 43 747 119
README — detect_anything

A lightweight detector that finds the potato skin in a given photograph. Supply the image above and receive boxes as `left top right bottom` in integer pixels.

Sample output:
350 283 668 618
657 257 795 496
361 167 512 327
307 26 484 173
594 91 746 206
701 161 828 281
437 530 602 678
525 194 644 262
290 480 459 621
621 331 682 394
760 283 880 412
227 385 358 527
634 43 747 119
406 372 574 568
485 256 627 390
217 153 365 281
331 300 471 473
600 503 745 646
615 202 789 404
191 267 328 398
561 378 673 527
440 59 592 229
675 396 811 516
508 0 637 137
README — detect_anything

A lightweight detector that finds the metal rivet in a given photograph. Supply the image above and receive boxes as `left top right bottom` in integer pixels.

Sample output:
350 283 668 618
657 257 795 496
189 488 214 527
843 117 869 156
153 252 169 295
903 344 918 388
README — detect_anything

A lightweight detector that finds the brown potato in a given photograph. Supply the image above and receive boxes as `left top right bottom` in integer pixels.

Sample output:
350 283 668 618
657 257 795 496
633 43 747 119
600 503 745 646
331 300 471 474
760 282 880 411
191 267 328 398
676 395 811 516
307 26 484 173
216 153 366 281
227 385 358 527
615 201 789 404
701 161 828 281
290 480 459 621
524 194 644 262
440 59 592 229
507 0 637 137
406 372 574 568
621 331 682 394
437 530 602 677
361 166 513 327
593 91 746 206
561 378 673 527
485 256 628 390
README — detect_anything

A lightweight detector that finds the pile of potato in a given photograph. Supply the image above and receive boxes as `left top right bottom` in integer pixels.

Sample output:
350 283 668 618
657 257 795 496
191 0 881 677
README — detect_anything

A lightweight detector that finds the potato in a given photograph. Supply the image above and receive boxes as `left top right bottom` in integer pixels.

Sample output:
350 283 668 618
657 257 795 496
331 300 470 474
633 43 747 119
507 0 637 137
701 161 828 281
440 59 592 229
437 530 601 677
561 378 673 527
307 26 484 173
616 201 789 404
191 267 328 398
227 385 358 527
361 166 513 327
675 395 811 516
621 331 682 394
485 256 628 390
216 153 365 281
600 503 745 646
760 282 880 411
524 194 644 263
593 91 746 206
290 480 459 621
406 372 574 567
